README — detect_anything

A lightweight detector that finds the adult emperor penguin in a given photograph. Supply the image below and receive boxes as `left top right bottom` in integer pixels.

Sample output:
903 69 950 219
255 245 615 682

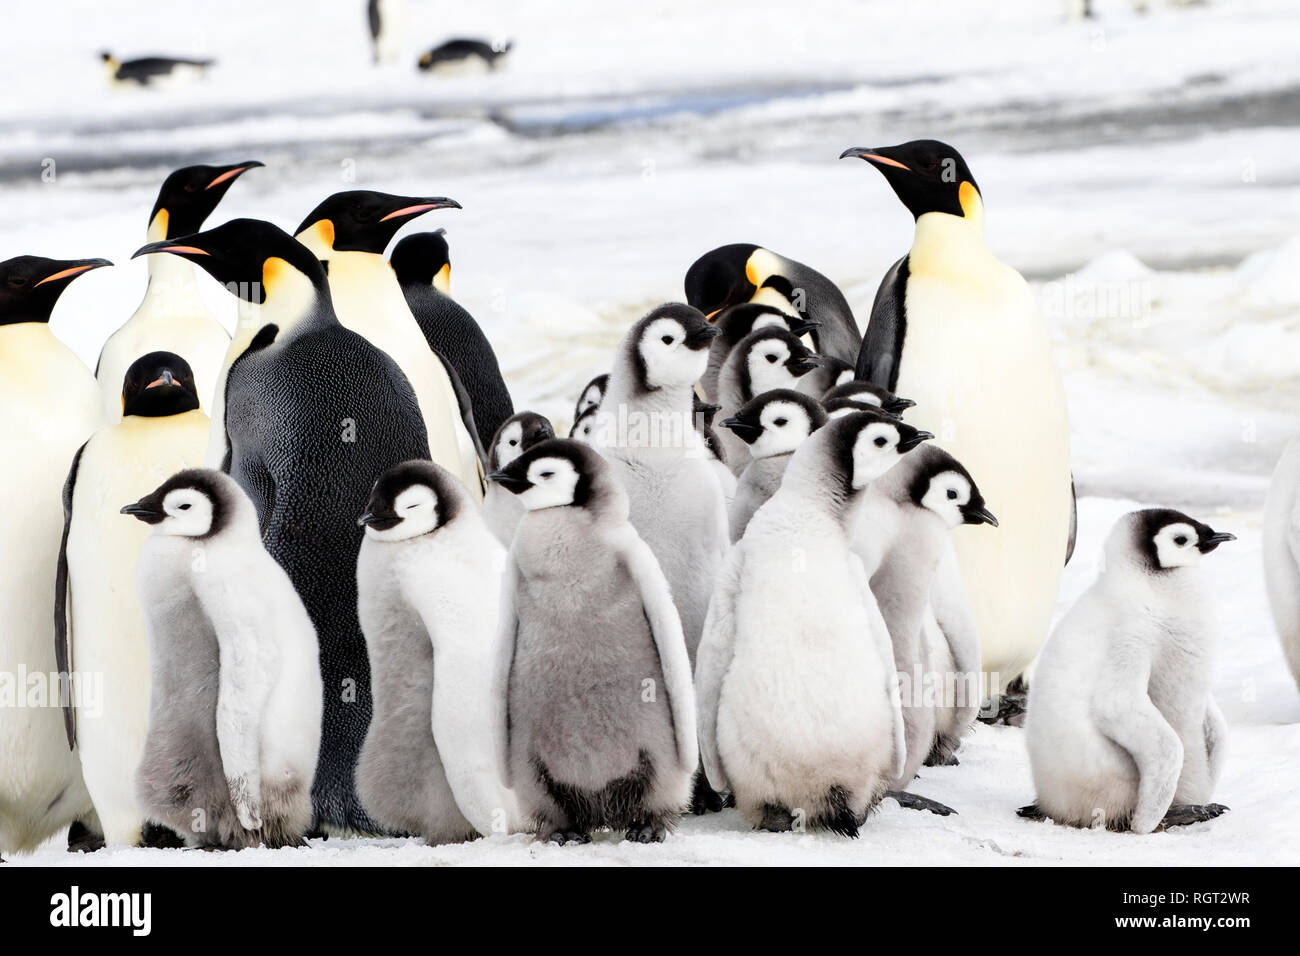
482 412 555 547
822 380 915 417
685 244 863 364
367 0 408 64
721 388 827 542
700 302 817 403
417 39 513 74
841 139 1073 693
101 52 213 87
0 255 106 858
97 161 260 424
1263 437 1300 691
490 439 697 843
853 444 995 809
295 191 483 497
134 219 432 834
390 230 514 446
57 352 210 847
715 326 820 475
1022 509 1234 833
696 410 930 835
126 469 321 849
356 460 515 842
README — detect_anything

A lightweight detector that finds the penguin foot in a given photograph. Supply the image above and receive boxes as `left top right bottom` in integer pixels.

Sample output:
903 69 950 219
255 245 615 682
977 693 1027 726
67 821 105 853
624 822 667 844
723 790 736 809
139 822 186 849
758 804 794 832
887 791 956 816
1017 803 1047 821
690 774 725 815
546 829 592 846
304 827 329 841
1158 803 1229 830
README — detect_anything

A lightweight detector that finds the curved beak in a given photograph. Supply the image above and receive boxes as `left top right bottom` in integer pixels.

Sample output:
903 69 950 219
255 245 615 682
884 396 916 414
962 504 999 527
1198 530 1236 553
132 240 210 260
33 258 113 287
720 417 761 444
684 324 723 350
356 510 401 530
120 501 164 523
145 370 177 390
528 424 555 444
206 160 264 190
789 318 821 337
787 355 822 376
839 146 911 171
488 470 532 495
897 429 934 452
379 197 462 223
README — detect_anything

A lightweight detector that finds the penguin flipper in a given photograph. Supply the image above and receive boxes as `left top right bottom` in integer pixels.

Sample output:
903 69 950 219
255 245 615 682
695 547 744 792
929 542 982 733
207 604 274 833
1093 668 1183 834
616 527 698 777
54 442 87 750
490 567 520 789
431 348 489 472
852 552 906 784
1065 476 1078 565
856 254 909 393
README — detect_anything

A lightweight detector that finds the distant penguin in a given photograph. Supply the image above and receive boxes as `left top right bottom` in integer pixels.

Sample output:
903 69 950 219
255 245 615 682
853 444 995 807
356 460 515 843
1023 509 1234 833
489 439 697 843
126 469 321 850
822 380 915 416
721 388 827 542
685 244 863 364
700 302 817 403
296 191 483 497
1263 437 1300 692
390 230 514 446
57 352 210 847
573 373 608 422
101 52 213 87
715 326 820 475
841 139 1073 693
482 412 555 547
417 39 512 75
98 161 260 425
0 255 106 857
134 219 433 834
696 410 931 835
367 0 408 64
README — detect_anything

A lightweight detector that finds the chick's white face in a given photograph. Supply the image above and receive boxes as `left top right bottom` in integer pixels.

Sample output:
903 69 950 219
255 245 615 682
842 390 883 409
921 470 973 529
639 317 707 390
751 401 813 459
493 420 525 469
746 338 796 395
570 414 595 445
156 488 215 537
750 313 787 334
851 422 904 489
1152 522 1203 569
517 457 582 511
367 485 441 542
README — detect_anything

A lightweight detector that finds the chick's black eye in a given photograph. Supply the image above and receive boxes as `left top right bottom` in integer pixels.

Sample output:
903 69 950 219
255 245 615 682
946 489 958 500
874 436 887 447
540 471 554 479
178 503 191 510
508 439 518 446
765 353 778 363
774 418 788 427
1174 535 1187 546
661 335 673 345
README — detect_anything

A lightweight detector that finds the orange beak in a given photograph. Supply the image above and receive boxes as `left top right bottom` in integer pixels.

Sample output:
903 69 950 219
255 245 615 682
34 264 98 286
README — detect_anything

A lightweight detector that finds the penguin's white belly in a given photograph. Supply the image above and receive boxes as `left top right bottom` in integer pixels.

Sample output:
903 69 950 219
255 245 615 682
898 274 1071 688
97 311 229 423
1027 690 1139 827
430 56 492 77
67 411 209 845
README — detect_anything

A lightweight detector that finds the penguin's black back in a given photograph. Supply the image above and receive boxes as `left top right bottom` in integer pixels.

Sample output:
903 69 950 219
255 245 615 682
224 320 430 833
113 56 213 84
397 281 514 447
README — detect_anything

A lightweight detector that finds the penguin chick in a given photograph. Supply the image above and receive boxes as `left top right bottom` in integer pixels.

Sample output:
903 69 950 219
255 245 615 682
126 469 321 849
700 302 817 403
482 412 556 546
797 354 856 399
697 410 931 836
489 439 697 844
694 394 736 506
569 404 598 444
715 326 820 475
1024 509 1235 834
822 380 915 416
573 373 609 422
356 460 515 843
722 388 827 542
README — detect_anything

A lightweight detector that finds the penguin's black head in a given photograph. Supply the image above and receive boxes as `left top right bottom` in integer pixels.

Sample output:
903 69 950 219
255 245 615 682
905 446 997 529
147 161 263 240
714 302 818 348
734 326 820 399
573 373 609 420
723 387 827 457
489 437 606 512
0 255 112 326
684 243 761 317
121 468 235 538
489 411 556 471
840 139 980 221
569 404 598 443
295 191 461 256
389 229 451 290
133 218 327 305
121 351 200 418
628 303 720 392
1130 508 1235 572
358 459 464 541
823 380 915 417
828 409 932 495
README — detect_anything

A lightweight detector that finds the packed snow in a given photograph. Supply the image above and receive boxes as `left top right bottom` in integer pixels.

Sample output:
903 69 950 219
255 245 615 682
4 0 1299 865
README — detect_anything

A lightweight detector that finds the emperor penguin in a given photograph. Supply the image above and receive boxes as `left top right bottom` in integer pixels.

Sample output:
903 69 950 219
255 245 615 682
853 444 996 806
390 230 515 446
1262 436 1300 691
573 374 608 422
822 380 915 416
356 460 515 843
417 39 512 74
57 352 210 847
482 412 555 547
696 410 931 835
570 404 598 444
295 191 483 497
841 139 1073 693
797 355 855 400
101 52 213 87
98 161 260 425
0 255 106 857
700 302 817 403
125 469 321 849
134 219 432 834
367 0 408 65
685 244 863 364
489 439 697 843
1022 509 1234 833
720 388 827 542
694 394 737 507
715 326 820 475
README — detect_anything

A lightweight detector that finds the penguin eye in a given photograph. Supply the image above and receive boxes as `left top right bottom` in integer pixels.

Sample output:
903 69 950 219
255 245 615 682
178 503 191 511
946 489 958 500
508 439 518 447
1174 535 1188 546
661 335 673 345
540 471 554 480
773 417 788 427
184 180 201 193
7 275 27 289
764 353 778 364
874 436 888 448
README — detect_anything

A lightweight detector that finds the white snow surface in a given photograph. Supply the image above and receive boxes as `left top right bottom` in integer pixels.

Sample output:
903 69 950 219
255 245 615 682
4 0 1300 865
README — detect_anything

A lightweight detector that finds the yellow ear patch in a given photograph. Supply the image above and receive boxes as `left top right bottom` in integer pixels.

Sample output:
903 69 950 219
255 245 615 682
958 181 980 219
263 256 290 294
146 208 169 243
433 262 451 295
744 254 759 288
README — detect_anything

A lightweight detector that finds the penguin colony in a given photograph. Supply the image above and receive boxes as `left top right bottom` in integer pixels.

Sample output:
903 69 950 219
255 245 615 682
1 137 1252 859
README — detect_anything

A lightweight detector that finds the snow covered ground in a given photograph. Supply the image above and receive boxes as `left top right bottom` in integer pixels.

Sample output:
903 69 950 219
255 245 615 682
4 0 1300 865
